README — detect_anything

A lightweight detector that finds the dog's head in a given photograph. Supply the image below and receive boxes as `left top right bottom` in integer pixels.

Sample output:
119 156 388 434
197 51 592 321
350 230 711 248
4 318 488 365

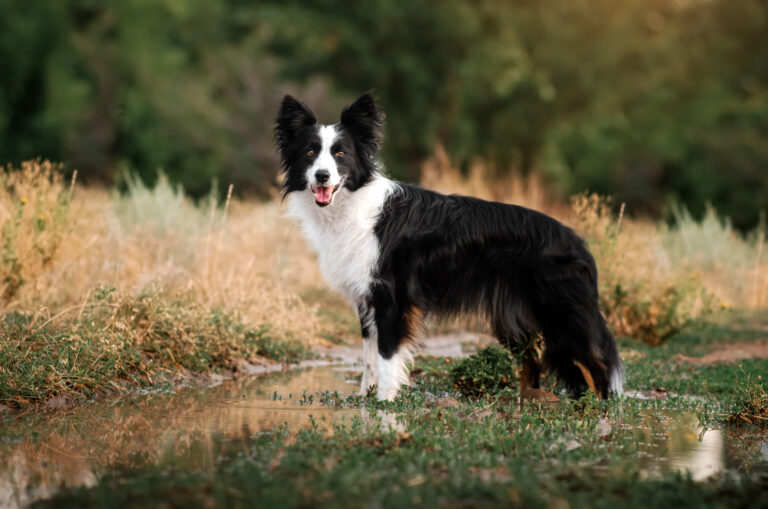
275 94 382 207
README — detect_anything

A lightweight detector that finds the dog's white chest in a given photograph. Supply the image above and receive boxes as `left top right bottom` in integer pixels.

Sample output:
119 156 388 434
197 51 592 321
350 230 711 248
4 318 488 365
287 177 396 304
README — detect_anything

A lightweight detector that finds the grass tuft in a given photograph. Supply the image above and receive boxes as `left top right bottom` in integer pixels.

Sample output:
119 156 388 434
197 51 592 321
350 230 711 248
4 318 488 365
0 286 309 407
727 373 768 428
450 346 519 398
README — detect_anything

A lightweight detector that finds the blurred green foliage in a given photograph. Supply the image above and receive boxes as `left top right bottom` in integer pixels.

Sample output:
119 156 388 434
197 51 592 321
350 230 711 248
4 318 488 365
1 0 766 227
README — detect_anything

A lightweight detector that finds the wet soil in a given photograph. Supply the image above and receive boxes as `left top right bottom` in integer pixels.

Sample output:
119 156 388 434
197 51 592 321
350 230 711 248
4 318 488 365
676 339 768 365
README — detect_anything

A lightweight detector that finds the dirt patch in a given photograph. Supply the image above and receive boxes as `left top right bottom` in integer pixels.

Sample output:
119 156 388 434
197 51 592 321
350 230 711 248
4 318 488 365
676 340 768 365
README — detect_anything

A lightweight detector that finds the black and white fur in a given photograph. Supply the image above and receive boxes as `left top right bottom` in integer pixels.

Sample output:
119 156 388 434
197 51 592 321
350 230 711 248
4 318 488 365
275 94 623 401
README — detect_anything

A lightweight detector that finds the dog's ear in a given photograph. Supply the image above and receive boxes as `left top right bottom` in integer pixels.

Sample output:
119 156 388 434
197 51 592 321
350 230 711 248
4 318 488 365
340 94 383 159
275 95 317 156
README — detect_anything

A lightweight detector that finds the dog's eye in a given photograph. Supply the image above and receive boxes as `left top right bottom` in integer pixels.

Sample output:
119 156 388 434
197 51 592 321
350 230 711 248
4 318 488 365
336 151 345 158
307 150 315 157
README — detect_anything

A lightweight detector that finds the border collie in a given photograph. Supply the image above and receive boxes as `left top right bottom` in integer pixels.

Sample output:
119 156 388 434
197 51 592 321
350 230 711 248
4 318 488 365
275 94 623 401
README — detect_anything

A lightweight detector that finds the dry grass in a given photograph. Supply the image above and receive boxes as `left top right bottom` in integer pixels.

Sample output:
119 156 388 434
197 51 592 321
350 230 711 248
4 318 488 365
1 163 334 347
3 158 767 353
420 146 567 218
1 161 74 301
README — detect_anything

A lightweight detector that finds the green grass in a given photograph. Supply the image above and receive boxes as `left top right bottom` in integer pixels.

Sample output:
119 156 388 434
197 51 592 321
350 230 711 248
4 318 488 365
0 286 311 407
30 314 768 508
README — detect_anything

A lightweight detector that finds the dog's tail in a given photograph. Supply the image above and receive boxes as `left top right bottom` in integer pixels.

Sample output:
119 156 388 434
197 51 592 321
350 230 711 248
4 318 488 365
536 255 624 398
601 319 624 395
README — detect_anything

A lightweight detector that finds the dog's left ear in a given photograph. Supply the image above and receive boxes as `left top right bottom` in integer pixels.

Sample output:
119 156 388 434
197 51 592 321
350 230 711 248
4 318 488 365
340 94 383 159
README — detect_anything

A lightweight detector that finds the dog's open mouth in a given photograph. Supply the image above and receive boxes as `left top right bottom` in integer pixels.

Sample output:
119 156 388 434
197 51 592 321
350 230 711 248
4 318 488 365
311 181 343 207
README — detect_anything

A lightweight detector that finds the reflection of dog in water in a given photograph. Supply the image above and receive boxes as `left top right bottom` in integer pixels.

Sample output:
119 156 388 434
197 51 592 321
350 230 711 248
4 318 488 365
276 93 623 401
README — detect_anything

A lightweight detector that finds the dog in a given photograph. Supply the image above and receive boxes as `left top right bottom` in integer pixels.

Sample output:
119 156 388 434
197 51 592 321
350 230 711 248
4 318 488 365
275 93 623 401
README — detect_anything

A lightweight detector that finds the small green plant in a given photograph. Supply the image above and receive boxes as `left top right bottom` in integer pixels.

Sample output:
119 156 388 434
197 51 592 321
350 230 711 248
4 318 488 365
727 373 768 428
450 346 518 398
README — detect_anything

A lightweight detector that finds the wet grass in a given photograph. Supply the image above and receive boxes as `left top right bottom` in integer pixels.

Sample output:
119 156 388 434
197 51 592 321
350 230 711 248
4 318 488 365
31 314 768 508
728 376 768 428
0 287 311 407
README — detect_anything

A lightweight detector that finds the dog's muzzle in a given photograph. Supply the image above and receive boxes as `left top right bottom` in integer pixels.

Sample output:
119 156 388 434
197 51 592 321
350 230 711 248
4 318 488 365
311 177 344 207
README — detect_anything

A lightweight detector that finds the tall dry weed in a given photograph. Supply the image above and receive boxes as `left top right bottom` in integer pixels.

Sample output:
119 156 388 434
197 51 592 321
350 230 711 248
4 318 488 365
570 194 718 345
420 146 567 218
0 161 74 301
662 205 768 309
1 163 329 346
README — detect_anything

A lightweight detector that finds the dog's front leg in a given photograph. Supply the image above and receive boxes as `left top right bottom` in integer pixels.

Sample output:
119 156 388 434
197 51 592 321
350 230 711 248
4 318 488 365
373 300 416 401
358 304 378 395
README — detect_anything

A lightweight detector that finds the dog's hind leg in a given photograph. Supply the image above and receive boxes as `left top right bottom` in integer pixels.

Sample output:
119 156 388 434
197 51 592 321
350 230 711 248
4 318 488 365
492 316 540 394
358 303 378 395
519 346 541 392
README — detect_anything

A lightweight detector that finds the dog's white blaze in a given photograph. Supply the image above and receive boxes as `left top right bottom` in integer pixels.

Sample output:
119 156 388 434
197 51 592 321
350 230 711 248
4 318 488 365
286 173 397 304
307 125 342 187
377 346 413 401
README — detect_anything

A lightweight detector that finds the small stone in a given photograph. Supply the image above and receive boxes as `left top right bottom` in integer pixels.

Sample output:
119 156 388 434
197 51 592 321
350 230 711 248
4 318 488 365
565 439 581 451
597 418 612 437
434 397 460 408
45 395 73 409
469 409 493 421
205 373 225 387
235 359 262 376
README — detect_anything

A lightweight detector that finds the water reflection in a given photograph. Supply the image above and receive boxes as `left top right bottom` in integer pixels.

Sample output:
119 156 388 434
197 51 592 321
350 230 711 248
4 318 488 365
0 367 359 509
633 411 766 481
668 428 725 480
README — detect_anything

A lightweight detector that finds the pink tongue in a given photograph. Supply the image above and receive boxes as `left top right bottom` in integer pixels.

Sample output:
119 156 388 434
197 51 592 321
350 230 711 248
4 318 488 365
315 186 332 203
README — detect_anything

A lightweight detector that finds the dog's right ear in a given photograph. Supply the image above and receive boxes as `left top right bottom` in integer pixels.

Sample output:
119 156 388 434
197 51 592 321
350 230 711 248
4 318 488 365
275 95 317 158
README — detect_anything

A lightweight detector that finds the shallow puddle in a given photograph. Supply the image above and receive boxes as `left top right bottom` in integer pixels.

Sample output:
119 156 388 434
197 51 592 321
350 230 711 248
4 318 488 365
621 410 767 480
0 358 766 508
0 366 360 508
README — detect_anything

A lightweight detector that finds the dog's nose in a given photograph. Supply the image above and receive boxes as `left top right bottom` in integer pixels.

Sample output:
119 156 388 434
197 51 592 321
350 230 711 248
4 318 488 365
315 169 330 184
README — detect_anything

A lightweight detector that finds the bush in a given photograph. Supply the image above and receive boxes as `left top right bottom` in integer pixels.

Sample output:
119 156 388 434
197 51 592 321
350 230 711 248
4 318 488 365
450 346 518 398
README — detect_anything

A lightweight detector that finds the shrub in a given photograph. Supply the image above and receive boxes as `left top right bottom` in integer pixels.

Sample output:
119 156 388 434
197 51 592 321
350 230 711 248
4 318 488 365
450 346 519 398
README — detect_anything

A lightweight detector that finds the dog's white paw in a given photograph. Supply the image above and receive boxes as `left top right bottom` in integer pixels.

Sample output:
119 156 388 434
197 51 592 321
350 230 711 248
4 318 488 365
376 385 400 402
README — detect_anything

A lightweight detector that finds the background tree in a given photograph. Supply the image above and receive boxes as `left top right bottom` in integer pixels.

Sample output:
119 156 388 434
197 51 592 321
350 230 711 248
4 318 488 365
1 0 766 228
